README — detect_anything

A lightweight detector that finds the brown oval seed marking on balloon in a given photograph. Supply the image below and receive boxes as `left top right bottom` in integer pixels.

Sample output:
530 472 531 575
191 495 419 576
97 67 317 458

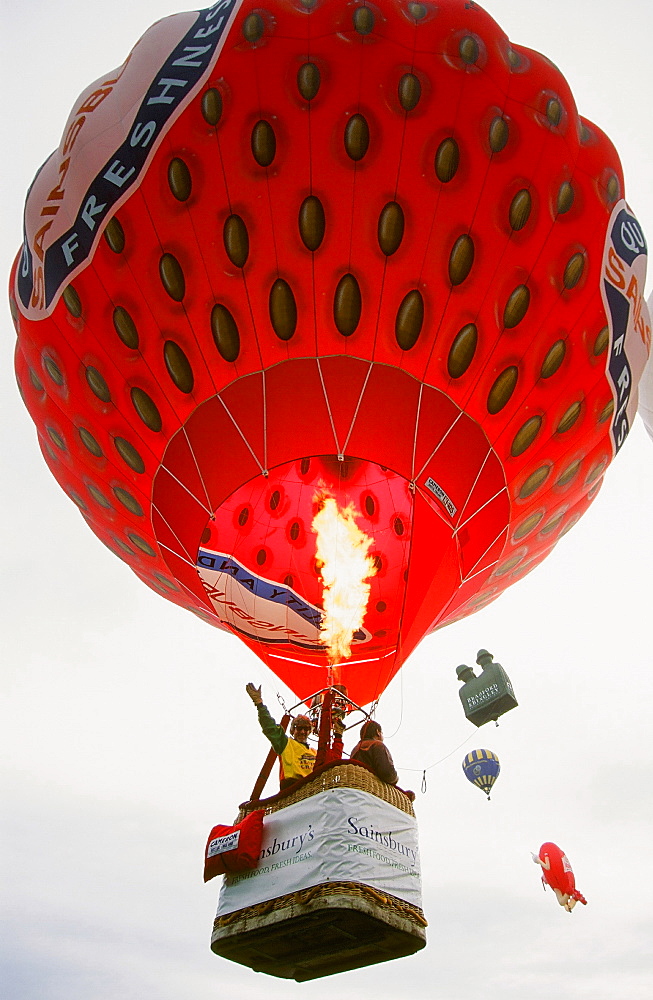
251 120 276 166
300 458 311 475
86 366 111 402
43 355 64 386
88 484 112 508
269 279 297 341
334 274 362 336
299 195 325 251
223 215 249 268
593 326 609 356
159 253 185 301
509 189 531 231
449 234 474 285
243 12 264 42
211 304 240 361
557 181 574 215
503 284 530 328
606 174 620 203
540 512 565 535
586 459 607 485
489 116 509 153
290 521 300 540
79 427 103 457
256 549 267 566
556 461 580 487
114 437 145 474
113 306 139 349
579 123 592 143
507 47 521 68
63 285 81 317
487 366 518 414
378 202 404 256
131 387 162 432
435 137 460 183
111 535 135 555
540 340 566 379
448 323 477 378
395 290 424 351
557 401 582 433
297 62 320 101
598 399 614 423
202 88 222 125
511 416 542 457
513 511 543 540
344 114 369 161
460 35 479 64
270 491 280 510
519 465 551 500
168 158 192 201
127 532 156 556
408 2 427 19
494 554 523 576
563 252 585 289
238 507 249 526
47 426 66 450
104 217 125 253
164 341 194 393
29 368 44 392
364 495 375 517
546 98 562 126
353 5 374 33
398 73 421 111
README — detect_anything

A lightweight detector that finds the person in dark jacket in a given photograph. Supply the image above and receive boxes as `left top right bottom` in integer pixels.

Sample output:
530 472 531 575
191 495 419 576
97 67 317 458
350 719 398 785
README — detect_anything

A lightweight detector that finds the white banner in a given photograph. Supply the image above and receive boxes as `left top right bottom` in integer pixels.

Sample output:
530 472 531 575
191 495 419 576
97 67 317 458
216 787 421 917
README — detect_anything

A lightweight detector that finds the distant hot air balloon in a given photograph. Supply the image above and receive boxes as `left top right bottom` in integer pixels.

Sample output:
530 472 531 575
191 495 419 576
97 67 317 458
533 842 587 911
11 0 651 711
463 748 500 799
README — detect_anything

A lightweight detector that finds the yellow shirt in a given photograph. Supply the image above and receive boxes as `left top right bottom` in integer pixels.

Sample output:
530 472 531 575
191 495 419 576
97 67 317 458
279 738 316 783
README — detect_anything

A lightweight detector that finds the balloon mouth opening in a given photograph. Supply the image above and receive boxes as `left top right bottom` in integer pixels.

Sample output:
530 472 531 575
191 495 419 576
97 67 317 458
193 455 412 664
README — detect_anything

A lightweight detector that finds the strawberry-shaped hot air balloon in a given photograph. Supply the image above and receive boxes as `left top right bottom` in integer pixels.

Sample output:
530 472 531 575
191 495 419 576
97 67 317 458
533 842 587 911
11 0 651 710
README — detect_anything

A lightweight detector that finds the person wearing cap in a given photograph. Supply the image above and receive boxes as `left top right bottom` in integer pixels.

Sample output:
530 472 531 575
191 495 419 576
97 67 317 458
350 719 398 785
246 682 317 789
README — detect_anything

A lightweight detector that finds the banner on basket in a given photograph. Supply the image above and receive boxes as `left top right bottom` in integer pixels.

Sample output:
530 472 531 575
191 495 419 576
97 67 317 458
216 786 421 917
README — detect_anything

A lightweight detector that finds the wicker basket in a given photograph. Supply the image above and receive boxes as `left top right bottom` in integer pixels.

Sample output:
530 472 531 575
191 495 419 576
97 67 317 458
211 761 426 980
238 760 416 819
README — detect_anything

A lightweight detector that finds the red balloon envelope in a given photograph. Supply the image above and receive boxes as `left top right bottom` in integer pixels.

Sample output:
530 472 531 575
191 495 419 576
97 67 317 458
11 0 651 706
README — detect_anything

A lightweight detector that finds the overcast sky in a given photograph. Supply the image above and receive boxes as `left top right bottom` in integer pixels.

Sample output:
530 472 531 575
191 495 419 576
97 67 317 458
2 2 653 998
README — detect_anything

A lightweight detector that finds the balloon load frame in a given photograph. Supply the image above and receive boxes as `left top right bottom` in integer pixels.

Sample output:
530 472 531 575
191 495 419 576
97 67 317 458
10 0 650 980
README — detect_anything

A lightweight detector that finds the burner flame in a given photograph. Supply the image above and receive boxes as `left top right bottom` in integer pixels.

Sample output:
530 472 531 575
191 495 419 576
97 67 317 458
312 495 378 664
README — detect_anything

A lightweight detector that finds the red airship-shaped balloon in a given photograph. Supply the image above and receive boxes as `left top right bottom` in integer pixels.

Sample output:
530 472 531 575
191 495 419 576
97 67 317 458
534 842 587 910
11 0 650 706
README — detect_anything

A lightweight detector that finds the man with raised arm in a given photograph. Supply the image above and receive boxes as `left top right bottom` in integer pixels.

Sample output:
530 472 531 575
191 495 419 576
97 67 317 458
246 682 317 790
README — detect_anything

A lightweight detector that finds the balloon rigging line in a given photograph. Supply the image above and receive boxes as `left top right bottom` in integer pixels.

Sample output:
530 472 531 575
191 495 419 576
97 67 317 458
454 448 494 529
216 391 266 474
414 410 465 483
340 361 375 456
156 531 197 569
462 524 508 583
410 382 426 483
315 357 343 456
261 369 268 475
158 464 213 517
181 426 213 511
455 484 510 536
